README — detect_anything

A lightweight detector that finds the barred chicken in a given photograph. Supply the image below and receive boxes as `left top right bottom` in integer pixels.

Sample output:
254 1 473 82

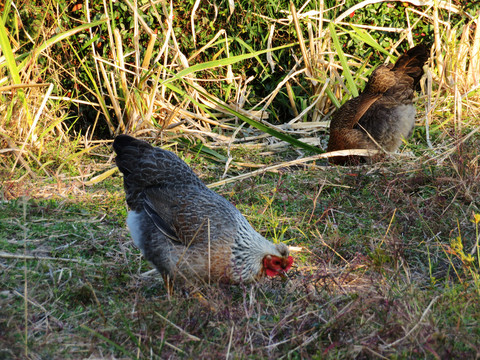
113 135 293 291
327 44 430 165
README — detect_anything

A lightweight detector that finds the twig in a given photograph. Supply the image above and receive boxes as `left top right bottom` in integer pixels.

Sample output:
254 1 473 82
288 79 329 125
225 324 235 360
289 246 303 252
155 312 201 341
207 150 379 188
309 180 325 223
335 0 465 24
0 83 50 92
164 341 186 353
290 2 314 83
13 290 47 313
384 295 440 348
123 0 155 35
0 251 99 265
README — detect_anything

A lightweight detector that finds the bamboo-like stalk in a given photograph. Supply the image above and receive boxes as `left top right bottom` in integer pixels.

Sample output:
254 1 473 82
285 81 299 117
468 16 480 87
207 149 380 188
290 2 314 80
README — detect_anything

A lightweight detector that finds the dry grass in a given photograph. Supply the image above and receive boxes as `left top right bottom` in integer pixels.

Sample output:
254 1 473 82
1 148 480 358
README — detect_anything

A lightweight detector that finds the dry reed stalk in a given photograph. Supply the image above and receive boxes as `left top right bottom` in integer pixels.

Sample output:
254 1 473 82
285 81 299 117
332 21 406 33
290 2 313 80
283 121 330 130
207 150 379 188
0 83 49 92
425 65 434 148
267 24 276 72
188 29 226 62
142 32 157 70
114 29 130 130
258 68 306 112
86 0 105 103
191 0 202 46
468 16 480 88
10 84 55 175
288 79 330 125
433 1 443 80
132 0 140 81
98 61 121 134
335 0 464 24
157 100 236 129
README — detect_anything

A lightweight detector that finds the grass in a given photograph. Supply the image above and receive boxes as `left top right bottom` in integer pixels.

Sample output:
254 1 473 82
1 0 480 358
1 143 480 358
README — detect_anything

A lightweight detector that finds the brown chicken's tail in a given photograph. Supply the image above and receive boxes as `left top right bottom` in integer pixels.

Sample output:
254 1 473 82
392 44 430 86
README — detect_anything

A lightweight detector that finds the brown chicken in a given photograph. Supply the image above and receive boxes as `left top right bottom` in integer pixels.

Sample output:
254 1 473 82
113 135 293 291
327 44 430 165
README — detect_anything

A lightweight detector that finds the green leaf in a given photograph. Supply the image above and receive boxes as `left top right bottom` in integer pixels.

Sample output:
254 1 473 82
168 41 298 85
177 138 229 163
18 18 108 70
341 24 395 62
329 22 358 97
235 37 269 74
0 12 30 122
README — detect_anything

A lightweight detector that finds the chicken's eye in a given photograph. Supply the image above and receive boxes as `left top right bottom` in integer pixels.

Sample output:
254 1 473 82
272 259 280 266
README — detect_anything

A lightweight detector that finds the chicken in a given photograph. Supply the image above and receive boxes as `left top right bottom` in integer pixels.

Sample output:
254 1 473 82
327 44 430 165
113 135 293 291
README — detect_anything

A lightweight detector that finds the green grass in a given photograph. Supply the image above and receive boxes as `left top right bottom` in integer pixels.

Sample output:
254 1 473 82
1 142 480 358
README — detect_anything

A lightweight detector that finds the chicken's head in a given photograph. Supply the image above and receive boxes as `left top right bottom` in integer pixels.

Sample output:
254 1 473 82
263 244 294 278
